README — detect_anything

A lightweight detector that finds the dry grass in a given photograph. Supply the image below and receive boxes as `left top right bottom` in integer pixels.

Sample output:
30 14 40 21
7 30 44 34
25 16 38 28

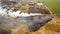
45 16 60 32
10 16 60 34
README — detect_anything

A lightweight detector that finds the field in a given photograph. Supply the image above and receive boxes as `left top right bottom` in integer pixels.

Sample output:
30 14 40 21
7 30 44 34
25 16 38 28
34 0 60 14
10 0 60 33
0 0 60 34
34 0 60 34
10 16 60 34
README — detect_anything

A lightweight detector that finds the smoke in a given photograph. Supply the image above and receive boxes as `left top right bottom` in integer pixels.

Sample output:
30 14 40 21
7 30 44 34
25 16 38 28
0 3 52 32
0 5 42 18
0 5 8 16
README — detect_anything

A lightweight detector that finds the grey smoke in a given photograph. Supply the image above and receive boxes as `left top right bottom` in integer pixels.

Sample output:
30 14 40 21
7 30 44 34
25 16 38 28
0 4 52 32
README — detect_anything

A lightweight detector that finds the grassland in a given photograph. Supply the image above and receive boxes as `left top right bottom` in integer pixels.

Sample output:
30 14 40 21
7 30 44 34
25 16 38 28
0 0 60 34
33 0 60 34
34 0 60 14
11 17 60 34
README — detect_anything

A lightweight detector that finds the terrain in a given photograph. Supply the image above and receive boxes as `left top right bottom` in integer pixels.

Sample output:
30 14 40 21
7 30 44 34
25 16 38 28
0 0 60 34
34 0 60 14
10 0 60 34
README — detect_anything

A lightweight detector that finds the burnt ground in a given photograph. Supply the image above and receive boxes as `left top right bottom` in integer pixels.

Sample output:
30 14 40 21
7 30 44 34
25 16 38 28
0 1 53 34
0 1 51 15
28 7 50 14
0 30 11 34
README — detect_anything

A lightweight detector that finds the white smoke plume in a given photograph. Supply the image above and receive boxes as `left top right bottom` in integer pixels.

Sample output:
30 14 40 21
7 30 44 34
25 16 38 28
0 5 42 18
0 2 52 32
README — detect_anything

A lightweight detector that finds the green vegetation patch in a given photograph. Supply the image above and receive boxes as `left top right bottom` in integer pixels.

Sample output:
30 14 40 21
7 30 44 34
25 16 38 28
34 0 60 14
